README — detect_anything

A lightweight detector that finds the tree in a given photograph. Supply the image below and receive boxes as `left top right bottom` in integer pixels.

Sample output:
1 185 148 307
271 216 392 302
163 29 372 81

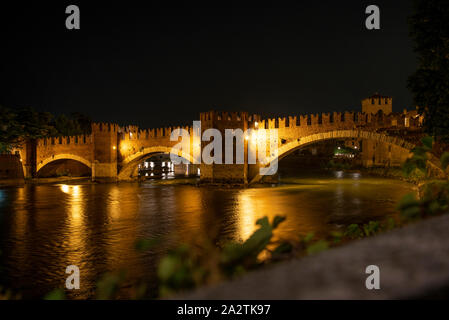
0 105 22 153
0 105 92 153
407 0 449 142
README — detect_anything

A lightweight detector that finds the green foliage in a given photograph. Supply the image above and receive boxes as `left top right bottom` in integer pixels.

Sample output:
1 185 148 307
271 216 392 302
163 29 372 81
402 136 433 178
397 181 449 221
363 221 380 237
397 193 422 220
407 0 449 142
330 231 343 244
306 240 329 255
96 271 127 300
44 289 65 300
421 136 434 150
221 216 286 273
398 135 449 220
300 232 315 245
135 237 160 252
157 245 204 296
440 152 449 171
271 242 293 258
0 105 91 153
344 224 364 239
156 215 286 297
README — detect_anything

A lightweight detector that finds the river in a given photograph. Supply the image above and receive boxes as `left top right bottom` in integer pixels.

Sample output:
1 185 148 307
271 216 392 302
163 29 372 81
0 170 415 299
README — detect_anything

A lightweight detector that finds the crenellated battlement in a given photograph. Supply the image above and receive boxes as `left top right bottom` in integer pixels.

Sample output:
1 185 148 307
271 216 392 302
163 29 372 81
259 110 421 129
200 111 254 122
37 134 93 146
120 125 193 140
92 122 121 133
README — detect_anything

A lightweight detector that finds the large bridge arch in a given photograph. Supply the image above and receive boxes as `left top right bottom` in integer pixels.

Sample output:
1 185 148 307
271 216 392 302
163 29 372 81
118 146 194 180
36 154 92 173
249 129 417 184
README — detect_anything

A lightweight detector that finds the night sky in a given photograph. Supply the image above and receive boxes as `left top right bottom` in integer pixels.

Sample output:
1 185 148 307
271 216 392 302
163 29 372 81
0 1 417 129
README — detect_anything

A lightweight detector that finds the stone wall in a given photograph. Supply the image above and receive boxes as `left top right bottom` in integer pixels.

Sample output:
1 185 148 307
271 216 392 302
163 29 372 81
0 154 24 185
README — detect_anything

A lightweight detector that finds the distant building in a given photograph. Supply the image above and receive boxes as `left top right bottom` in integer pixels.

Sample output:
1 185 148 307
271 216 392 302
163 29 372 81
361 93 392 114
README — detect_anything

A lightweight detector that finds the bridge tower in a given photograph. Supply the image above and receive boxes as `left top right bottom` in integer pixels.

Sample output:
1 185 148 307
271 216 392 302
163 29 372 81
91 123 119 182
362 93 392 115
199 111 261 184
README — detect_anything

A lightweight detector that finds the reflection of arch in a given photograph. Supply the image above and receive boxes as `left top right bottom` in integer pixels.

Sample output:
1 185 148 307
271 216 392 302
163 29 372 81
249 130 417 184
118 146 194 180
37 154 92 173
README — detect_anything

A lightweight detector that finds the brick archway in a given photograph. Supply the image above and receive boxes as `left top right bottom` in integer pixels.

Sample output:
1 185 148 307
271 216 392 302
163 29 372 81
117 146 194 180
249 129 416 184
36 154 92 173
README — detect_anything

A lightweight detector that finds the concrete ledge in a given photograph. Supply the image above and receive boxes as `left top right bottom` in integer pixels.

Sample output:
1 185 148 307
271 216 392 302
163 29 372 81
177 214 449 299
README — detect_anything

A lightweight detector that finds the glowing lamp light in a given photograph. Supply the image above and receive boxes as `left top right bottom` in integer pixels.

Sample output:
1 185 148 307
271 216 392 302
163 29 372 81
254 121 259 128
112 146 116 150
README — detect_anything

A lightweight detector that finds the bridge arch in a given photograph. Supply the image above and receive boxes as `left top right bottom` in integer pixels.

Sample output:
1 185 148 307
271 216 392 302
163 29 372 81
36 154 92 173
118 146 194 180
249 129 416 184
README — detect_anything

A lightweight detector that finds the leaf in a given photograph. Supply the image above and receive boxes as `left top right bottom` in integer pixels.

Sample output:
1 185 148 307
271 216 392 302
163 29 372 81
421 136 433 150
396 193 420 210
401 206 421 220
272 242 293 257
272 215 286 229
96 271 126 300
302 232 315 244
222 215 286 267
306 240 329 255
330 231 343 244
344 224 363 239
135 237 160 252
440 152 449 171
44 289 65 300
363 221 380 236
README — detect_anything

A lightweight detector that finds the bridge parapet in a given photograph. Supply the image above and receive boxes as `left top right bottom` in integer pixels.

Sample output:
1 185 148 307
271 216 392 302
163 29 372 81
260 110 421 131
37 134 93 146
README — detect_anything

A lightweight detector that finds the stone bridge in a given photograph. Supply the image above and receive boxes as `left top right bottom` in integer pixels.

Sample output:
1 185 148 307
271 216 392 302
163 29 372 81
17 109 426 184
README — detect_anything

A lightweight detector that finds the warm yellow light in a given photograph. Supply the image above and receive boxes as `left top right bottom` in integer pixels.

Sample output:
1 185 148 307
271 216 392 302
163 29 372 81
254 121 259 128
113 146 116 150
251 132 257 142
61 184 70 194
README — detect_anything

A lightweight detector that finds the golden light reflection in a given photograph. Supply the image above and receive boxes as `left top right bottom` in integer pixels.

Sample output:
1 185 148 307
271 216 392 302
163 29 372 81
61 184 70 193
107 186 121 220
60 184 85 260
236 191 259 241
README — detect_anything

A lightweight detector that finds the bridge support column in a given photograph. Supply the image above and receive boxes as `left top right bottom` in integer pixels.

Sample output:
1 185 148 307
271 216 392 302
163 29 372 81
23 139 37 179
199 111 261 184
91 123 119 182
92 161 117 182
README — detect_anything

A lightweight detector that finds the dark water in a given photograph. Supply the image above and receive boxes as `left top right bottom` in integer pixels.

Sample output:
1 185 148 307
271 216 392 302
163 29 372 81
0 171 415 299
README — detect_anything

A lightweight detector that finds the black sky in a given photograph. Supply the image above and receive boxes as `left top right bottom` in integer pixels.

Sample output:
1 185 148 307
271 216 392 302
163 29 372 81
0 1 417 129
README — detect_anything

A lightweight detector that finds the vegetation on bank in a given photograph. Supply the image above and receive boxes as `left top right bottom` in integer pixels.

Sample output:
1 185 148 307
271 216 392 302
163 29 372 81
0 105 91 153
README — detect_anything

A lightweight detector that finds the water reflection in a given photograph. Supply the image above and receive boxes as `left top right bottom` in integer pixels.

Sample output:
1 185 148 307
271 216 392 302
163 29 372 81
0 172 415 299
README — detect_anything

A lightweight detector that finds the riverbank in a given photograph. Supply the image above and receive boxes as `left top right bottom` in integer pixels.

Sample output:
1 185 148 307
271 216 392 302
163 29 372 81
178 212 449 299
